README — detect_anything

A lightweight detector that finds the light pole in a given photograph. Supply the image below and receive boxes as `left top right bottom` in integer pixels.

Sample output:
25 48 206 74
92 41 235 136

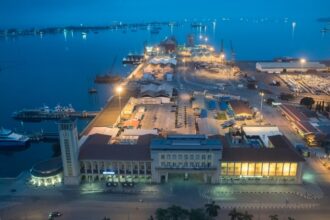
300 58 306 80
156 47 160 56
116 86 123 122
259 91 264 124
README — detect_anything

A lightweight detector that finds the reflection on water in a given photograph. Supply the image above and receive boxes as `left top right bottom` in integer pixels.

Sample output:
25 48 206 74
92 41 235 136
0 18 329 177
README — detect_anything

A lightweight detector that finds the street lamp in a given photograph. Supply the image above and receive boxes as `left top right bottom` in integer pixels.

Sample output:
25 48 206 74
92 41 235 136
300 58 306 79
259 91 264 124
220 53 225 63
116 86 123 121
156 47 160 56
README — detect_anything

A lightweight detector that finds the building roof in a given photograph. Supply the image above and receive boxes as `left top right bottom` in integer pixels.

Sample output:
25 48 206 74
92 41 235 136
242 126 282 145
279 104 309 122
222 135 304 162
151 134 222 151
88 127 119 137
256 62 327 69
229 100 253 116
295 120 319 134
79 134 156 161
30 157 63 178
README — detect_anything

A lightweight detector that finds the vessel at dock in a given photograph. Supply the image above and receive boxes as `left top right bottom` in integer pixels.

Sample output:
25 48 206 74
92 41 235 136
94 74 122 84
12 105 97 122
122 54 144 65
0 128 30 149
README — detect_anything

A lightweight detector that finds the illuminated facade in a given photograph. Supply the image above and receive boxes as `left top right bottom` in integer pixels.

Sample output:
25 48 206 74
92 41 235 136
220 162 302 184
30 157 63 186
221 135 305 184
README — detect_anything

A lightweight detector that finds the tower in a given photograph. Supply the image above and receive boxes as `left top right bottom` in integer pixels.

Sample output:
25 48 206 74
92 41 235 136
58 119 80 185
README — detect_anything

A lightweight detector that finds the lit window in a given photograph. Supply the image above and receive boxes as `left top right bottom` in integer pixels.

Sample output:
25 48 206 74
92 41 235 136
276 163 283 176
228 163 235 175
262 163 269 176
255 163 262 176
269 163 276 176
241 163 248 176
248 163 255 176
289 163 297 176
234 163 241 176
283 163 290 176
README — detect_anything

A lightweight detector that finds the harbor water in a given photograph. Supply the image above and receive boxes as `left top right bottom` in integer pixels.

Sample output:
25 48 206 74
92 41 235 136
0 18 330 177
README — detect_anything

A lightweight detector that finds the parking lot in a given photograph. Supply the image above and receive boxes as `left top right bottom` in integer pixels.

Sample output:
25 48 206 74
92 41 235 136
139 104 176 131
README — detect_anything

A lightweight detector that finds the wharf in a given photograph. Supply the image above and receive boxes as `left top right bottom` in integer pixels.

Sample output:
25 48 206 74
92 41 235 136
81 93 133 136
13 111 98 122
27 132 59 142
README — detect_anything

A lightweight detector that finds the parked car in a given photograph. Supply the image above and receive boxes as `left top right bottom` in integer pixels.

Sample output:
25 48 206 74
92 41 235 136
221 119 235 128
48 211 62 220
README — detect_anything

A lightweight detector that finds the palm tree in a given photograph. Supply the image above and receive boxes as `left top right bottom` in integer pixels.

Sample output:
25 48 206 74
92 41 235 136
269 214 279 220
238 211 253 220
204 201 220 218
228 208 242 220
189 208 208 220
156 208 168 220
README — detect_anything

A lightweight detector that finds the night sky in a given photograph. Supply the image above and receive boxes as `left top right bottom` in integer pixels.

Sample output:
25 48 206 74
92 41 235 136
1 0 330 27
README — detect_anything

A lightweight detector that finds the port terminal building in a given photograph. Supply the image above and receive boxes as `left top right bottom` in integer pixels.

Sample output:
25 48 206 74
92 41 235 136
51 120 305 186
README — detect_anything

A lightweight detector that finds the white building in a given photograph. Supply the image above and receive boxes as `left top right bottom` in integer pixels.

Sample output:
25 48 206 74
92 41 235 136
256 62 327 73
58 119 81 185
150 135 222 184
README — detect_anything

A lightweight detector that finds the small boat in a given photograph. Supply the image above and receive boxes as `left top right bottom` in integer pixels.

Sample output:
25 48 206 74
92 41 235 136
88 88 97 94
0 128 30 149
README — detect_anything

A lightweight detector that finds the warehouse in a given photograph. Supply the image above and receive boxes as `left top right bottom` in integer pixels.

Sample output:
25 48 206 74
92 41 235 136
256 62 327 73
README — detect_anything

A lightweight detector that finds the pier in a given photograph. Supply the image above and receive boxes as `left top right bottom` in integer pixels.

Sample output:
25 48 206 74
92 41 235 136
27 132 59 142
12 111 99 122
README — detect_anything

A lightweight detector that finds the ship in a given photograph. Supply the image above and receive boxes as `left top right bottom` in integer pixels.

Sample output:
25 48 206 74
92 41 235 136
122 54 144 65
88 88 97 94
12 105 76 122
0 128 30 149
94 75 122 84
273 57 300 63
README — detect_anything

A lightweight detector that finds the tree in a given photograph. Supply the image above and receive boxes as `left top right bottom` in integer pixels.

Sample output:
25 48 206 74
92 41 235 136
238 211 253 220
228 208 242 220
204 201 220 218
266 98 275 105
189 208 208 220
288 217 295 220
269 214 279 220
167 205 189 220
156 208 168 220
300 97 315 109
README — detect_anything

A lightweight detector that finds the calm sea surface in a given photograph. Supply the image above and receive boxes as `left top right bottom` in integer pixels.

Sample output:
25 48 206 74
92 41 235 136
0 18 329 177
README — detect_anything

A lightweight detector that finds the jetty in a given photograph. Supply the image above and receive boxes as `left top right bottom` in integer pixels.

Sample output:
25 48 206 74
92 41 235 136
12 110 98 122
